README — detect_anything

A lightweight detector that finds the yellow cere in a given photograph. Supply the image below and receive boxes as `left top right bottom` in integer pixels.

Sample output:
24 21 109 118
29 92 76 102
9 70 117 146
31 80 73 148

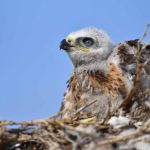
66 37 73 43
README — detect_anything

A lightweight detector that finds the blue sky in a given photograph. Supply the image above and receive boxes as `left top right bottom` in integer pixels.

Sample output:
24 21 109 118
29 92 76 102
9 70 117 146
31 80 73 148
0 0 149 121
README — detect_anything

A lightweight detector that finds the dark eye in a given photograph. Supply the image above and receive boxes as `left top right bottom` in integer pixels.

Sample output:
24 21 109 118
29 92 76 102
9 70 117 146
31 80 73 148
82 38 94 47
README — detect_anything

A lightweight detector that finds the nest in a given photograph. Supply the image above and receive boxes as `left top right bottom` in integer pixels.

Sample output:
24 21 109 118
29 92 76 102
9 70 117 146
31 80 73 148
0 114 150 150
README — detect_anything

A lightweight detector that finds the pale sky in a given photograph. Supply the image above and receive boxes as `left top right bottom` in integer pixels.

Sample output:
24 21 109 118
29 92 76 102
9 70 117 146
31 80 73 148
0 0 149 121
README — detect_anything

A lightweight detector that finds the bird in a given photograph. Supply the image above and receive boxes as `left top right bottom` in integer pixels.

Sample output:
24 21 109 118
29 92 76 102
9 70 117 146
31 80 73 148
59 27 150 120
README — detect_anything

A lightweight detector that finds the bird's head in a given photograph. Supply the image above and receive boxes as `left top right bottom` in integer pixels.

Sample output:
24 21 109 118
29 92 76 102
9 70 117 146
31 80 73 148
60 27 113 67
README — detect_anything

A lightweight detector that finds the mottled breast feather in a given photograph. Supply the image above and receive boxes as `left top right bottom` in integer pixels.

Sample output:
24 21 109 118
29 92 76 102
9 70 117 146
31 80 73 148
59 40 150 120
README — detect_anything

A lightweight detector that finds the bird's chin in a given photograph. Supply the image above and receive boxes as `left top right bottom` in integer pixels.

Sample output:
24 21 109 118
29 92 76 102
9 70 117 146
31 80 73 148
63 47 78 53
64 47 89 53
63 47 73 52
67 50 91 67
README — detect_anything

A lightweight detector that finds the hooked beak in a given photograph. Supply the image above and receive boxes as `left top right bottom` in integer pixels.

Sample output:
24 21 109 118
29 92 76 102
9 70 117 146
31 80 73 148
59 39 72 51
59 39 89 52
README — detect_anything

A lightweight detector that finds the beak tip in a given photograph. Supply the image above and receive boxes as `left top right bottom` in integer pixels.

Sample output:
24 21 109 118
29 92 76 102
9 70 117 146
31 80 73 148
59 39 71 51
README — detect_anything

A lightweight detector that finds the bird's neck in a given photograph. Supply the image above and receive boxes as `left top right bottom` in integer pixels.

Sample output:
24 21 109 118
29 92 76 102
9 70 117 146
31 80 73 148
68 47 113 70
74 60 109 76
71 50 112 75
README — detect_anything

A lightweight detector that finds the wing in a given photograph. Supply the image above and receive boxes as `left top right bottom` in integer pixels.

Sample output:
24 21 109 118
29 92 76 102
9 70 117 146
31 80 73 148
113 39 150 120
115 39 150 76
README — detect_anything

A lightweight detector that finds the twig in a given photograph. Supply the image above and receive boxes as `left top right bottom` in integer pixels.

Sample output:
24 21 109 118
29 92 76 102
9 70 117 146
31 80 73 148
139 23 150 43
98 119 150 146
120 23 150 110
74 100 97 115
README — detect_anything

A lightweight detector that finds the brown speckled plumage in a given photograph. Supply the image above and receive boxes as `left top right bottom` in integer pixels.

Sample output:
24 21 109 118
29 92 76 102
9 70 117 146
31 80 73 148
59 28 150 120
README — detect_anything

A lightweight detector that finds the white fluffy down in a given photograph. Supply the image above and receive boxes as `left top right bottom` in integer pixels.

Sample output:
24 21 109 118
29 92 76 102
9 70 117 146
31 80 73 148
108 116 130 128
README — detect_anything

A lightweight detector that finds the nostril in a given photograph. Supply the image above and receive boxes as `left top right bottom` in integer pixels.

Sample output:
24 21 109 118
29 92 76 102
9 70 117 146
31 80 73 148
68 39 72 43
